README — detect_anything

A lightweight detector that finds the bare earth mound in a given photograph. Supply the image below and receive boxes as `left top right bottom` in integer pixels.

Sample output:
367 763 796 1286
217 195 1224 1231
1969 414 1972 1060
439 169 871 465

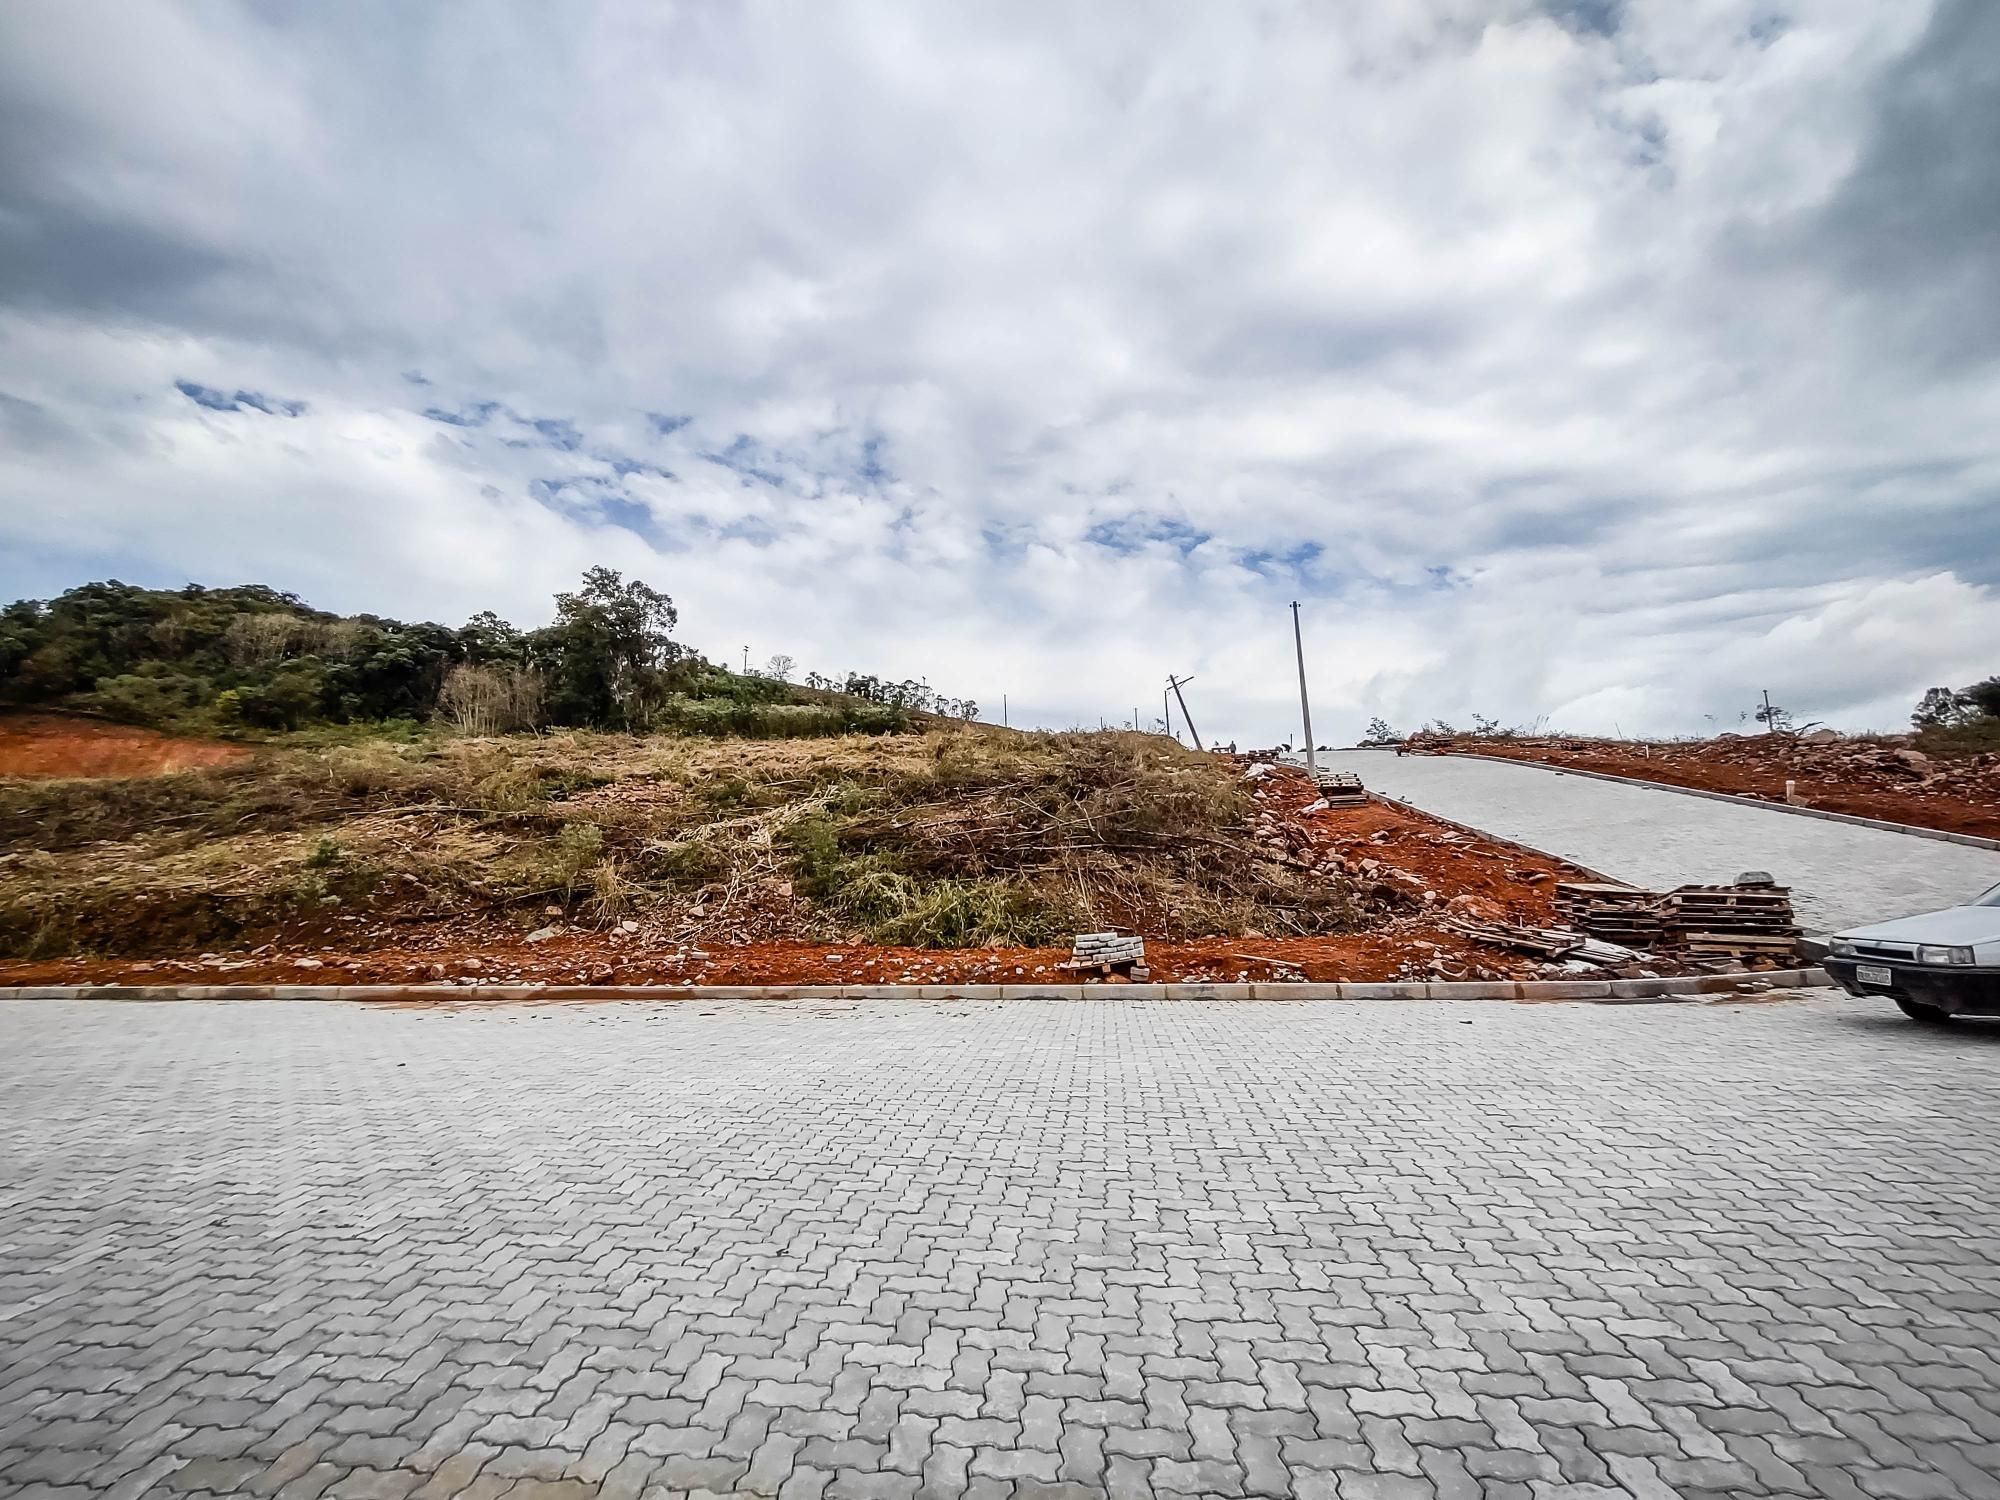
0 711 250 779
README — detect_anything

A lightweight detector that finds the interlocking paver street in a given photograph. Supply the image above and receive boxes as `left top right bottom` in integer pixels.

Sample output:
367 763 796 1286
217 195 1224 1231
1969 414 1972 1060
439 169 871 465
5 994 2000 1498
1325 749 2000 931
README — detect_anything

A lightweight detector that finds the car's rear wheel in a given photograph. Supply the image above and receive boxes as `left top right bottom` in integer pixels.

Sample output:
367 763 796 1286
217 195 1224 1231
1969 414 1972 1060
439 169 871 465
1895 996 1954 1025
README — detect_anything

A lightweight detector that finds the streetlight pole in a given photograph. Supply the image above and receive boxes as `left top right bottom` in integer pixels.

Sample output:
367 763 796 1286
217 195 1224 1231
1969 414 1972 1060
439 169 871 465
1167 674 1203 751
1291 601 1317 780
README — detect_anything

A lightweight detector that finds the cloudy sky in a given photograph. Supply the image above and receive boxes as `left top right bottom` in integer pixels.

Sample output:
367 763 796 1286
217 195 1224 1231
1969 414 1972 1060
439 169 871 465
2 1 1995 743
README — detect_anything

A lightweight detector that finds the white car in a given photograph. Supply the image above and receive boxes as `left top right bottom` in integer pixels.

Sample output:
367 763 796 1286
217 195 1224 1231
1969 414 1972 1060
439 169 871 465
1824 882 2000 1023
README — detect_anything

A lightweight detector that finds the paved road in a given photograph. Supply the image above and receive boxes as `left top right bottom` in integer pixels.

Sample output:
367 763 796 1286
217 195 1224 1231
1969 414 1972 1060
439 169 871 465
7 994 2000 1499
1324 750 2000 931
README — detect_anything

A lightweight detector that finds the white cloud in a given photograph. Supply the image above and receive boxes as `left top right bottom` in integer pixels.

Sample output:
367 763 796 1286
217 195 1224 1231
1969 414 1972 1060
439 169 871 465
1 0 1994 745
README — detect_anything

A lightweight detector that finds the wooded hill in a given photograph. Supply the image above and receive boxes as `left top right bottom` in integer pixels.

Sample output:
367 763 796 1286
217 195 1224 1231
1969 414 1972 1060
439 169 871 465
0 570 975 739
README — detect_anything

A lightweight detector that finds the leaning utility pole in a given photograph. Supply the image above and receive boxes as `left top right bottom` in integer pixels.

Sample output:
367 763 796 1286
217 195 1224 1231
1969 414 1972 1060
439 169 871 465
1291 601 1317 780
1167 673 1203 751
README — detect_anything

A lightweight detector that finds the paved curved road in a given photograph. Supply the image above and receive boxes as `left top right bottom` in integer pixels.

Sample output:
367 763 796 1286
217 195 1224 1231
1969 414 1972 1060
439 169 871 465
1325 750 2000 932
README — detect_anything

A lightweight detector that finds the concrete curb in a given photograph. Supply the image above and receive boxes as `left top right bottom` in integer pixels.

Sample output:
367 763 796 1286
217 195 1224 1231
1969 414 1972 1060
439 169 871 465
1 969 1830 1004
1441 752 2000 852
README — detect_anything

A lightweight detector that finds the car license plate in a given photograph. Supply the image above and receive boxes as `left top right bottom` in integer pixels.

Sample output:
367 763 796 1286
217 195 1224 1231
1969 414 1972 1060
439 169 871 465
1856 964 1894 988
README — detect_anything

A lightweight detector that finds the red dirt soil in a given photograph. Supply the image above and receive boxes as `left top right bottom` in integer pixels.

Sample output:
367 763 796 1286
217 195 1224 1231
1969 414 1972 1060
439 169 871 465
0 766 1705 990
1418 734 2000 841
0 711 250 779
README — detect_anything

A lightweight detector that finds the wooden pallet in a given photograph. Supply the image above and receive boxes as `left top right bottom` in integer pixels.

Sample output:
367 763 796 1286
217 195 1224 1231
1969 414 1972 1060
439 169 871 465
1444 916 1587 958
1557 880 1797 957
1555 883 1666 945
1684 933 1799 956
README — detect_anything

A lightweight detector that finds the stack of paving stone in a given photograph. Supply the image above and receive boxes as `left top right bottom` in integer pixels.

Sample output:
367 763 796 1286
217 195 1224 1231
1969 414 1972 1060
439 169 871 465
1313 769 1367 806
1066 931 1147 978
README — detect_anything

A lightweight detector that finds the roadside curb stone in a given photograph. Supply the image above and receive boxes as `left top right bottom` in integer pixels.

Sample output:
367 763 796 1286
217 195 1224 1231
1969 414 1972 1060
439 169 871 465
0 969 1828 1005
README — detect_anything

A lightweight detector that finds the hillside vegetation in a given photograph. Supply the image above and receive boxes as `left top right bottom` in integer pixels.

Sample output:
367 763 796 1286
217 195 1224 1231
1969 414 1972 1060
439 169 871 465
0 727 1383 960
0 571 971 738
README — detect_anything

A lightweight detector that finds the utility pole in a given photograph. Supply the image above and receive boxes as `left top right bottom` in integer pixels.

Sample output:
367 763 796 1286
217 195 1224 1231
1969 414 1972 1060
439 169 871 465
743 645 750 674
1164 688 1173 740
1762 688 1774 734
1167 673 1202 751
1291 601 1317 780
1002 694 1008 729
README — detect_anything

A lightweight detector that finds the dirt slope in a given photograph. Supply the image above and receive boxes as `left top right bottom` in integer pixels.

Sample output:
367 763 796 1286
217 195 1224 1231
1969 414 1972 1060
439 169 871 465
0 751 1650 987
0 711 250 779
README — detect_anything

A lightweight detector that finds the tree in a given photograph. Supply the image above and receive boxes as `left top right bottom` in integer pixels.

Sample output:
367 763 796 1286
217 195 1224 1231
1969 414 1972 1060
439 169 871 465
765 653 796 682
438 663 544 736
1961 677 2000 721
1753 700 1792 733
529 568 684 729
1913 686 1972 730
457 610 527 665
1362 716 1399 745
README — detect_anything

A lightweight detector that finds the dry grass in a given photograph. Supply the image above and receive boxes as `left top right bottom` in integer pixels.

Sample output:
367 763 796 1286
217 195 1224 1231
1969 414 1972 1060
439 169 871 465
0 723 1382 956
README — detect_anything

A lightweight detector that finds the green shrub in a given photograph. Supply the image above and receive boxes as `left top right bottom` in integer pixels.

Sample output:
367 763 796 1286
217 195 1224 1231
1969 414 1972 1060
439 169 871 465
552 823 605 899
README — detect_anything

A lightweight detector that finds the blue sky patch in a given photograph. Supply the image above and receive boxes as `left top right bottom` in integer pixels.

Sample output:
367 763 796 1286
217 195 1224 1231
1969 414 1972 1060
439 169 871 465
527 415 582 451
605 455 675 482
421 400 499 428
703 434 788 488
176 380 306 417
1235 540 1325 578
1085 514 1213 556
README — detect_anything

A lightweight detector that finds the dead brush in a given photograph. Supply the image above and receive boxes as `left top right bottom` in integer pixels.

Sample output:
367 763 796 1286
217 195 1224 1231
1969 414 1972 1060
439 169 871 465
792 730 1385 942
583 856 634 924
0 724 1387 957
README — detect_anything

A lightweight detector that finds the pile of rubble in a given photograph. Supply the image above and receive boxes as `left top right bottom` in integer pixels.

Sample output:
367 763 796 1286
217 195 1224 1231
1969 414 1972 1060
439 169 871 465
1646 734 1970 790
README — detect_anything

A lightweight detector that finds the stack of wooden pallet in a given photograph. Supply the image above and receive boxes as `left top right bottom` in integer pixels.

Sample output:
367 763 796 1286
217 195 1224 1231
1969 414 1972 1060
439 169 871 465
1314 769 1367 807
1555 883 1665 947
1662 885 1798 960
1555 880 1798 961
